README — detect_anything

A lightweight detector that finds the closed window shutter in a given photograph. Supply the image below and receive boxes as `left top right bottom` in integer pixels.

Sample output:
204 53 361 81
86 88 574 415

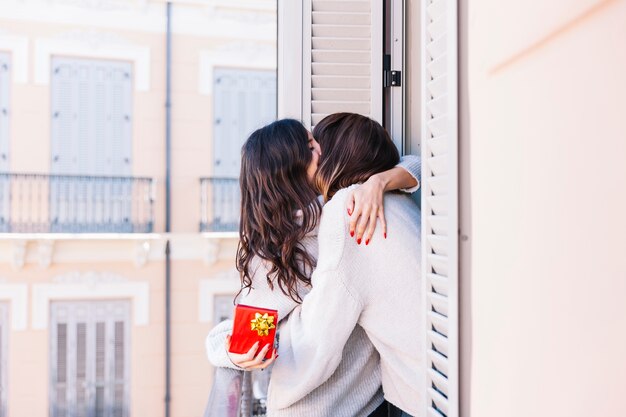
304 0 383 127
50 301 130 417
0 52 9 172
421 0 459 416
51 57 132 177
0 53 10 232
213 68 276 178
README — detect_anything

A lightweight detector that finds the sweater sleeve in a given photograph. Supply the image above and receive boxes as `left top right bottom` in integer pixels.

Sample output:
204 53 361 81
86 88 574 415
397 154 422 193
205 319 241 370
204 259 303 369
268 189 364 409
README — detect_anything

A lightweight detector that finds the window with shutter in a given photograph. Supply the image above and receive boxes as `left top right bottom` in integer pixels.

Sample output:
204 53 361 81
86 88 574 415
303 0 383 127
0 303 7 417
50 57 133 232
212 68 276 229
50 300 130 417
0 52 10 233
421 0 459 416
0 52 9 173
213 68 276 178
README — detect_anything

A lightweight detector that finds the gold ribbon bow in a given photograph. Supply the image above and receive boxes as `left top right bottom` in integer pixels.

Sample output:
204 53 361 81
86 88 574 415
250 312 276 337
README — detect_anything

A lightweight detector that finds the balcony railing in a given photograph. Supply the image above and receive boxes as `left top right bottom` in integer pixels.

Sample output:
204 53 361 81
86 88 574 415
200 177 240 233
0 172 155 233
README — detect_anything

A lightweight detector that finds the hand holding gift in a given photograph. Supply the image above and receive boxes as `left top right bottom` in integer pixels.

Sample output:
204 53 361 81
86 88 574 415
226 305 278 370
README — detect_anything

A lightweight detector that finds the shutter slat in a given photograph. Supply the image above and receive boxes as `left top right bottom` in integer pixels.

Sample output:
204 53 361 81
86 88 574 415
428 254 449 277
428 17 447 40
427 135 448 156
428 368 449 396
427 175 449 195
428 273 449 295
427 75 447 99
427 330 448 357
427 34 447 61
428 349 449 376
427 235 448 256
312 75 370 89
427 115 447 138
427 195 448 216
312 50 371 64
312 37 371 50
428 310 448 335
427 214 449 235
312 63 370 76
429 387 450 415
427 154 448 176
313 1 370 12
312 24 371 38
427 0 446 21
427 94 447 119
427 55 447 79
312 88 371 101
312 11 371 25
428 407 446 417
428 292 448 317
311 101 370 114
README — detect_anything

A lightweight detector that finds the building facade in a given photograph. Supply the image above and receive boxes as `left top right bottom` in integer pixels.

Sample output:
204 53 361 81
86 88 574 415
0 1 276 416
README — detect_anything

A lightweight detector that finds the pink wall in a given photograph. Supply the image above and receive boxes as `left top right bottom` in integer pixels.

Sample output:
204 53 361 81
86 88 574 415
460 0 626 416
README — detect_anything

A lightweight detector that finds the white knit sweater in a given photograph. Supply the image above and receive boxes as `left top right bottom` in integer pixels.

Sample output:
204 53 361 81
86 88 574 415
267 187 423 416
205 155 422 417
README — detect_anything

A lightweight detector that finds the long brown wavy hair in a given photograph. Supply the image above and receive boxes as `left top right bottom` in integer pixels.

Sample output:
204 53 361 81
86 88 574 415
314 113 400 201
236 119 322 303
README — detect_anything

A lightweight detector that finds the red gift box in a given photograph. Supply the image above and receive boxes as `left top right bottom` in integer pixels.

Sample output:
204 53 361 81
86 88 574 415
228 304 278 360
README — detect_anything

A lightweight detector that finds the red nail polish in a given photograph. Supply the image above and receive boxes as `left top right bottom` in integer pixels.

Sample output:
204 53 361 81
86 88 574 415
357 238 362 245
347 208 352 216
384 232 387 239
350 230 354 237
365 239 370 245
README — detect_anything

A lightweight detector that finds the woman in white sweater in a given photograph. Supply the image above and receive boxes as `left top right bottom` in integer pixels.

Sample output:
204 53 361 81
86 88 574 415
205 118 421 417
260 113 422 417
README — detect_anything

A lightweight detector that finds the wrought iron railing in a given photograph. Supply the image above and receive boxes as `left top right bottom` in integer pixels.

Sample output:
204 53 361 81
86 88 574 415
0 172 155 233
199 177 240 233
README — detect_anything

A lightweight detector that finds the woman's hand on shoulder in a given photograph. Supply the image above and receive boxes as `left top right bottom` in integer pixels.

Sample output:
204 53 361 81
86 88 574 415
225 334 277 371
345 175 387 245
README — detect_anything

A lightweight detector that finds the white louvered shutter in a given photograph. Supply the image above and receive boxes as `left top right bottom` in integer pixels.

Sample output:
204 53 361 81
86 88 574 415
0 53 10 232
0 303 7 417
50 300 131 417
0 53 9 172
51 57 132 177
303 0 383 127
213 68 276 178
421 0 459 416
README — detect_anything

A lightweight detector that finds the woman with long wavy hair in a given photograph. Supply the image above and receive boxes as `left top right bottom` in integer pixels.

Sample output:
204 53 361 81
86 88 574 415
205 117 421 417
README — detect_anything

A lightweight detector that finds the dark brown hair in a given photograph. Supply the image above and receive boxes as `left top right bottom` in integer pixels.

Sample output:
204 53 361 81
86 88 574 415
313 113 400 201
236 119 321 303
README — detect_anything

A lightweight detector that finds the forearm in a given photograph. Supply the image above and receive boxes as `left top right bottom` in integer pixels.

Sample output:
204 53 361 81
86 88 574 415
374 166 418 192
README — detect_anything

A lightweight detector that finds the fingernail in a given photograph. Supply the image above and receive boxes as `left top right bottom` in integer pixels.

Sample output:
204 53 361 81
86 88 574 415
347 208 352 216
350 230 354 237
365 239 369 245
357 238 362 245
384 232 387 239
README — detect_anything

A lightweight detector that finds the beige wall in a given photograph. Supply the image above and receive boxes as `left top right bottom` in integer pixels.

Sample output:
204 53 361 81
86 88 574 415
460 0 626 416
